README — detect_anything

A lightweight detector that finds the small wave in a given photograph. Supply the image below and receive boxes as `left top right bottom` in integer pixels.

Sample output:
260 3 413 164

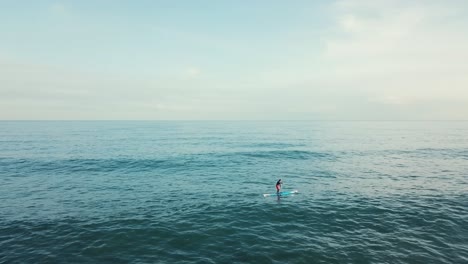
243 142 305 149
0 157 187 175
0 149 334 175
236 150 333 160
366 148 468 160
416 148 468 159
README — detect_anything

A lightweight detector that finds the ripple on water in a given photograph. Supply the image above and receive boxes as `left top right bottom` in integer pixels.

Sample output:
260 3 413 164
1 121 468 263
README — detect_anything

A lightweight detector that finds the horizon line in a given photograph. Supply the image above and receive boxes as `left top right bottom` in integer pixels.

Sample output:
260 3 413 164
1 119 468 122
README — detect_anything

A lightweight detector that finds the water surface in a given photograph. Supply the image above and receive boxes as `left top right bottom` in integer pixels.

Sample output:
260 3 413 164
1 121 467 263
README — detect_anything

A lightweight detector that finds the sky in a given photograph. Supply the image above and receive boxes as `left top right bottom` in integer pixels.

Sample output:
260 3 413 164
1 0 467 120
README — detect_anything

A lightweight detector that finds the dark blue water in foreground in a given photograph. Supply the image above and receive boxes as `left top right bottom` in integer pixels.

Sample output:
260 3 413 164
1 121 467 263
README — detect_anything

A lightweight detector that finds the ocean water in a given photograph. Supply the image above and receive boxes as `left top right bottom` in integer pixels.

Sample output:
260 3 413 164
0 121 467 264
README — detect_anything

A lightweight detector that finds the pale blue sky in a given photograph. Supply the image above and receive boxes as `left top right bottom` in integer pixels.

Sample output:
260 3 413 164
1 0 467 120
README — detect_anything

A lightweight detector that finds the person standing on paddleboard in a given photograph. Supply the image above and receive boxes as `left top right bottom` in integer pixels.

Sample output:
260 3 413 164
276 179 282 193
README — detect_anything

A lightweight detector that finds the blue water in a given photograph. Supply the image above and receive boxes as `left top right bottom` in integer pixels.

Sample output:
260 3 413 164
0 121 467 263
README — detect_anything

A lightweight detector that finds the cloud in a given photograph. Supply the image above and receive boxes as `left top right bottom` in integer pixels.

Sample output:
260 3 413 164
321 0 468 111
327 1 427 58
49 3 68 16
339 14 364 33
327 0 468 62
0 59 223 119
185 67 202 78
369 95 413 105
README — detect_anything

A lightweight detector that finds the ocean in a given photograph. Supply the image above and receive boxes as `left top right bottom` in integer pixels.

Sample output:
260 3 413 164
0 121 467 263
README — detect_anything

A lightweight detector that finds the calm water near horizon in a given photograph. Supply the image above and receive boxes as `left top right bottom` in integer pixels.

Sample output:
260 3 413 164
1 121 467 263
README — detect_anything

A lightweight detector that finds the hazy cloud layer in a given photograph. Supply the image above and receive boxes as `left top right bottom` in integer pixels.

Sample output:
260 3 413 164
0 0 467 120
